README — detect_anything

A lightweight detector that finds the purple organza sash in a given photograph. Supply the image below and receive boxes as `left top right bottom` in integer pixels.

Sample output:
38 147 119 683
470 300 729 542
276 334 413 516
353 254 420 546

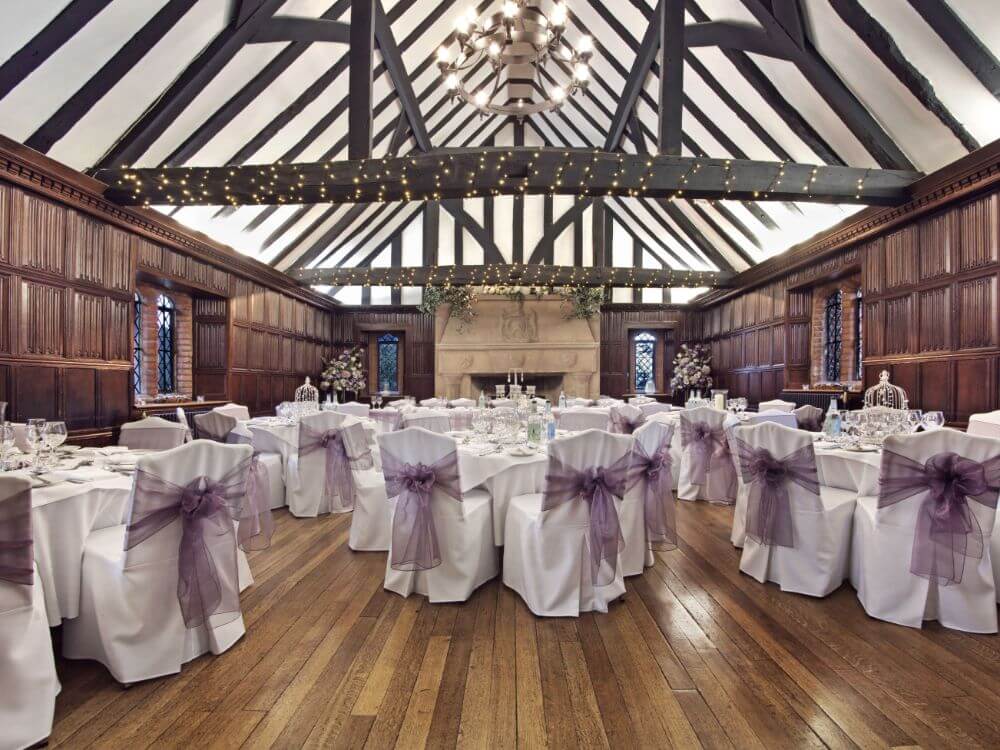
543 452 631 585
735 438 819 548
0 488 33 586
680 418 725 485
124 458 267 628
627 434 676 551
370 409 403 432
878 450 1000 585
383 447 462 571
242 455 274 551
610 408 646 435
299 423 373 510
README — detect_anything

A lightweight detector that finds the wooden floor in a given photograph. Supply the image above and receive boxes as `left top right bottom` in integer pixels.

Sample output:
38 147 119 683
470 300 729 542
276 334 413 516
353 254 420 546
48 502 1000 750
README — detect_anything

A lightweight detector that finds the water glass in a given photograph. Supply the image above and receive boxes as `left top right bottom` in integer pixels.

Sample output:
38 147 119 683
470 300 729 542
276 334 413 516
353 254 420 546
26 418 46 470
921 411 945 430
43 421 67 451
0 422 14 470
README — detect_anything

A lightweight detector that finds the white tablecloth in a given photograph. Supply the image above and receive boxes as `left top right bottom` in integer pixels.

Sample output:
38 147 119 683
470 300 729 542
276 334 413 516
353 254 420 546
243 416 377 474
814 445 882 495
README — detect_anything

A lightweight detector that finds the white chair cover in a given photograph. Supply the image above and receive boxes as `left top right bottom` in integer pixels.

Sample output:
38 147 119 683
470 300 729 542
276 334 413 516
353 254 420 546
214 403 251 421
449 398 476 408
420 398 447 408
677 406 737 504
609 403 645 434
851 430 1000 632
402 409 451 434
448 408 475 431
639 402 672 417
62 442 257 684
381 428 498 602
567 398 594 407
0 476 60 750
176 407 193 442
341 421 391 552
118 416 187 450
503 429 633 616
793 404 824 432
733 422 856 597
967 410 1000 439
194 410 238 442
758 399 796 413
557 407 609 432
286 411 354 517
338 401 370 419
748 409 799 429
621 421 676 576
387 399 410 408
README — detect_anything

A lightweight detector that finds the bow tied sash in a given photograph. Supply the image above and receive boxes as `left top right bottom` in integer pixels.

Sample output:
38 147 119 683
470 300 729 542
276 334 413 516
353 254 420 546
627 433 677 550
680 418 727 485
879 450 1000 585
300 423 374 510
0 488 33 586
543 453 631 585
610 408 646 435
383 449 462 571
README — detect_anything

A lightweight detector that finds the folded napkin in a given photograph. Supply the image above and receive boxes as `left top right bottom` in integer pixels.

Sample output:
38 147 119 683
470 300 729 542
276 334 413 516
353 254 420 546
51 467 122 483
94 446 130 456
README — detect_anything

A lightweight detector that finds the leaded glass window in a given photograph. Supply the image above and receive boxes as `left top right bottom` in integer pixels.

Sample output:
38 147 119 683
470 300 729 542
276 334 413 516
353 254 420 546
634 332 656 392
854 288 863 381
156 295 176 394
377 333 400 393
823 291 843 382
132 293 143 395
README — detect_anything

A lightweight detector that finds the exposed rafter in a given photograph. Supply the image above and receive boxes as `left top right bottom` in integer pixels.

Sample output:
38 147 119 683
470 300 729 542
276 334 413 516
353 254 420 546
373 0 431 151
250 16 350 44
349 0 375 161
659 0 684 155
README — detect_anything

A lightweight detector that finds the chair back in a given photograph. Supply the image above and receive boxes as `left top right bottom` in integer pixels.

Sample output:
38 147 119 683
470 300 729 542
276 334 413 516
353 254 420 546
420 398 447 408
378 428 462 494
449 398 476 408
0 401 6 422
748 410 798 429
449 408 475 431
609 403 645 434
337 401 370 419
567 398 593 407
194 411 238 442
369 409 403 433
0 475 33 614
758 399 796 413
639 402 671 417
967 410 1000 439
402 409 451 434
558 407 610 432
628 420 677 550
297 411 349 461
793 404 824 432
214 403 251 421
733 421 822 511
118 416 187 450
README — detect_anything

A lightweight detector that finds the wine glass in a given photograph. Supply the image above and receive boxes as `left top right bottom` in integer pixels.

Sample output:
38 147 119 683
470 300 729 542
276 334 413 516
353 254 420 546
0 422 14 470
921 411 945 431
26 418 46 471
43 421 67 453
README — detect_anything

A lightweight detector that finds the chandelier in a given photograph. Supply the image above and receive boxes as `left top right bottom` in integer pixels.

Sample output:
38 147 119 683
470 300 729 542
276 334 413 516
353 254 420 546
437 1 593 117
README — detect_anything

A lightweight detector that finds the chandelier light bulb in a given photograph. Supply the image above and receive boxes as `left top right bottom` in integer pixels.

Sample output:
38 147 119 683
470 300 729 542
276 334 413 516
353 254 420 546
578 35 592 53
551 2 568 26
573 62 589 81
455 16 470 33
503 1 519 18
475 89 490 107
488 41 501 56
437 46 451 63
446 73 459 89
552 86 565 102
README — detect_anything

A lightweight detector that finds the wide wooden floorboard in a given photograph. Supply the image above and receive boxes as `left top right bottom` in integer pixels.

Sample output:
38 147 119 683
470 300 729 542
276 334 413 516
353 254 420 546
48 504 1000 749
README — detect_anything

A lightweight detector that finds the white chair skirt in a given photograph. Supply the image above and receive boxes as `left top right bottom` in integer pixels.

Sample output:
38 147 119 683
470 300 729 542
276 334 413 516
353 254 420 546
258 453 286 509
383 489 498 603
738 486 856 597
502 493 626 617
851 495 998 632
0 566 60 750
285 454 352 517
61 525 254 684
348 469 391 552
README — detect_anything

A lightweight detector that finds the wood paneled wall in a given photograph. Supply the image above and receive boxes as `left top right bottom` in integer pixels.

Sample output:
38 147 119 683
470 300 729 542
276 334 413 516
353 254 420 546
330 308 436 401
599 305 694 399
0 140 337 440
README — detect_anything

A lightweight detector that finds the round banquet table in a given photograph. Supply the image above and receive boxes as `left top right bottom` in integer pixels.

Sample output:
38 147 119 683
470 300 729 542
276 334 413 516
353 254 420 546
243 415 378 472
813 444 882 495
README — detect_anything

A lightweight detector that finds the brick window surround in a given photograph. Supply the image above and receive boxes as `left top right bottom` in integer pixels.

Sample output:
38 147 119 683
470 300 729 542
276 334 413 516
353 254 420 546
809 276 862 386
135 282 193 399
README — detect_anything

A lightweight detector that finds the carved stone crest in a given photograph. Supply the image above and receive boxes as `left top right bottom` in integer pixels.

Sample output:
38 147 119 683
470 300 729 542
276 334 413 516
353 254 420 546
500 307 538 343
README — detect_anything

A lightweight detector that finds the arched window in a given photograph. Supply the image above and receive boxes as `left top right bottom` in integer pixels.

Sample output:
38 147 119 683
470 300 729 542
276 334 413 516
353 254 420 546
633 332 657 392
156 295 176 394
823 290 843 382
854 288 863 381
377 332 400 393
132 293 143 395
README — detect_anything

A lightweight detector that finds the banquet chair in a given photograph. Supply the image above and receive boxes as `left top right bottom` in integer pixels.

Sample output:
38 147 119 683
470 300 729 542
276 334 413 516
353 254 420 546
369 408 403 433
557 407 610 432
176 407 194 442
62 441 267 684
732 422 856 596
448 408 475 431
381 428 498 602
747 409 798 429
967 410 1000 439
567 397 593 407
450 398 476 408
286 411 356 517
503 429 633 616
794 404 825 432
402 409 451 434
639 402 672 418
420 398 447 408
758 399 796 413
851 430 1000 632
609 403 646 434
0 476 60 750
0 400 5 422
214 403 251 421
678 406 737 504
193 410 238 443
118 416 187 450
347 422 393 552
338 401 370 419
621 421 676 576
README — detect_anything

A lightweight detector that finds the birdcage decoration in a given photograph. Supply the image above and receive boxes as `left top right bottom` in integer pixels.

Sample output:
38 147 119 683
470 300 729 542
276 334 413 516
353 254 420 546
294 376 320 416
863 370 908 409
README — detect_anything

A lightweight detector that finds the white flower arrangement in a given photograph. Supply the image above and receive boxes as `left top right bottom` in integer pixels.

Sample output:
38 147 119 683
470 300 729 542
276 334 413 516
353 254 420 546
320 345 366 393
670 343 713 392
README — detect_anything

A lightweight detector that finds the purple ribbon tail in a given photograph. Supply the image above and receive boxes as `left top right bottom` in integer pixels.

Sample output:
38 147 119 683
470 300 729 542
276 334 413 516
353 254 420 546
239 456 274 551
644 464 677 550
325 438 356 510
0 488 33 586
390 486 442 571
745 482 794 547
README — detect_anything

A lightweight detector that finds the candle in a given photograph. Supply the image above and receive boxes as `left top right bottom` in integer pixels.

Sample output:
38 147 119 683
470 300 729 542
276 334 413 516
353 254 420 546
714 393 726 411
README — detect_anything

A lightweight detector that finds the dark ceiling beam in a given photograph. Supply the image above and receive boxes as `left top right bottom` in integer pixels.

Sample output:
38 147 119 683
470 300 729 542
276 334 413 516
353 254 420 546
291 264 731 289
250 16 350 43
704 200 764 251
829 0 978 152
651 199 741 271
771 0 805 49
607 199 691 269
686 200 759 263
683 21 789 58
605 0 662 152
0 0 113 101
232 0 267 26
527 198 593 264
349 0 375 161
739 0 915 171
25 0 197 154
93 0 285 169
907 0 1000 100
276 204 370 270
373 0 431 151
659 0 684 155
441 202 507 265
388 112 411 156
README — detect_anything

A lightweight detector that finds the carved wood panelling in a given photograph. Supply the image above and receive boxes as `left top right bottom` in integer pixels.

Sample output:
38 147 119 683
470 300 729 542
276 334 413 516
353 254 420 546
281 336 293 369
72 292 105 358
787 289 811 319
63 367 97 429
955 357 994 421
861 238 884 295
186 257 210 288
863 300 884 357
919 360 952 414
0 274 9 354
20 280 64 356
231 278 250 322
232 325 248 369
958 192 999 271
104 227 133 292
66 211 103 285
958 275 997 349
917 286 951 352
0 183 8 264
195 322 227 369
884 225 917 289
12 366 59 420
772 325 784 364
758 326 772 366
787 322 809 365
10 189 65 275
106 298 131 362
193 297 227 318
135 237 162 270
265 290 281 328
251 285 266 325
883 296 912 355
918 212 952 280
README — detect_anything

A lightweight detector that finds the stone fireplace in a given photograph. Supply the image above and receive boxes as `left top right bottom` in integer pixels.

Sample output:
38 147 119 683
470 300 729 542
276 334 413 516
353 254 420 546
434 294 600 400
